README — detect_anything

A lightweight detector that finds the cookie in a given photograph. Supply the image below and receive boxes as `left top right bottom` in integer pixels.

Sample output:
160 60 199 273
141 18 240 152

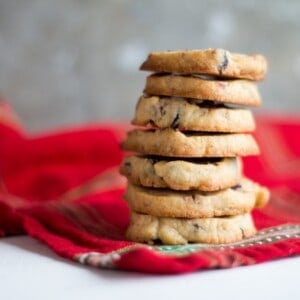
120 156 242 191
132 96 256 132
124 178 269 218
126 212 256 245
144 74 261 106
140 48 267 81
121 128 260 157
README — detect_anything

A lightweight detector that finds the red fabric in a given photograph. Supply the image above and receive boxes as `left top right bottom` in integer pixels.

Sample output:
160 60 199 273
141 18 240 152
0 100 300 274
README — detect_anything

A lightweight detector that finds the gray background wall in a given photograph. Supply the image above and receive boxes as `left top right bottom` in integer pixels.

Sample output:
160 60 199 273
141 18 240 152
0 0 300 131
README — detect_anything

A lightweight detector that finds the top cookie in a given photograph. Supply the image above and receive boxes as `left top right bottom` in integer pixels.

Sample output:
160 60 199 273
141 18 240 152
140 48 267 81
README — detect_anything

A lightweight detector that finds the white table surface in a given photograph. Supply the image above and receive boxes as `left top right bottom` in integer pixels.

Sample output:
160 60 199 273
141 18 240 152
1 236 299 300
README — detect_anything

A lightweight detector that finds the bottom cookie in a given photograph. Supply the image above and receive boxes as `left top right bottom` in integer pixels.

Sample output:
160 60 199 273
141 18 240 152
126 212 256 245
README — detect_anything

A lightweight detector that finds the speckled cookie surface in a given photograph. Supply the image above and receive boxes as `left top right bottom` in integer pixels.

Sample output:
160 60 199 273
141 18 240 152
121 128 260 157
124 178 269 218
144 75 261 106
120 156 242 191
132 96 256 132
140 48 267 81
126 212 257 245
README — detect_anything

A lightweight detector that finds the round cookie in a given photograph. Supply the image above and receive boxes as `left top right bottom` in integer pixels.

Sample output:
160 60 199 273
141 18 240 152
124 178 269 218
140 48 267 81
120 156 242 191
133 96 256 132
121 128 260 157
126 212 257 245
144 75 261 106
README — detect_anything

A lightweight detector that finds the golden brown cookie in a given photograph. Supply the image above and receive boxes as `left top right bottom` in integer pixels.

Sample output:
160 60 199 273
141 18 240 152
120 156 242 191
124 178 269 218
144 75 261 106
121 128 260 157
132 96 256 132
140 48 267 81
126 212 257 245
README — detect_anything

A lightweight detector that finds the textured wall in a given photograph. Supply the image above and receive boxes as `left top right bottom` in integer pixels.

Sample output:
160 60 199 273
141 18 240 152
0 0 300 131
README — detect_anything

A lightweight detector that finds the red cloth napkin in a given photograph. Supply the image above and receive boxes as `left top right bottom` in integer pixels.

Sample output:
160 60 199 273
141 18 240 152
0 101 300 274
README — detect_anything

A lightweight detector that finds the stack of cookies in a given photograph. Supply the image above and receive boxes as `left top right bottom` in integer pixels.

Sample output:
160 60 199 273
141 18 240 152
120 48 269 245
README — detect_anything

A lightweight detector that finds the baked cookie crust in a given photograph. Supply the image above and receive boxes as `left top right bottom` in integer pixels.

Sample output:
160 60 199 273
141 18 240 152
126 212 257 245
144 75 261 106
121 128 260 157
133 96 256 132
120 156 242 191
140 48 267 81
124 178 269 218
